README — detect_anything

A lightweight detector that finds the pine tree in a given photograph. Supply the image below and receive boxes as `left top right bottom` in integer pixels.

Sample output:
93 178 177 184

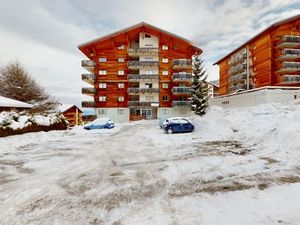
191 55 209 116
0 61 59 112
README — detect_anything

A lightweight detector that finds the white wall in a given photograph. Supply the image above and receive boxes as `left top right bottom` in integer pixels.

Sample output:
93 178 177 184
157 107 192 120
210 88 300 108
139 33 158 48
96 108 129 122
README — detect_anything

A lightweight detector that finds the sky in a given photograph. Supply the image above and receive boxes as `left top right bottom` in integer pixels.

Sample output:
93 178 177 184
0 0 299 107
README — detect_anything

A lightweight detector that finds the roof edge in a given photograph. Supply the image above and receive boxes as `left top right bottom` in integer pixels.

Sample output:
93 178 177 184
213 14 300 65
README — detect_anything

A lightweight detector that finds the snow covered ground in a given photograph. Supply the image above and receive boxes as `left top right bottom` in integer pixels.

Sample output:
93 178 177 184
1 101 300 225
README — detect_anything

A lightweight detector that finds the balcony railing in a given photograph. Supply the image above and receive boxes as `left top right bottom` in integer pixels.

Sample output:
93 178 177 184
81 60 95 67
82 101 96 108
82 87 96 95
228 73 247 83
82 74 95 85
127 61 159 69
173 59 192 69
277 62 300 73
228 63 247 75
172 87 192 94
278 48 300 60
172 101 191 107
172 73 193 82
276 35 300 48
127 88 159 94
127 74 159 81
282 75 300 83
127 48 159 56
228 84 247 92
228 51 247 66
128 101 160 107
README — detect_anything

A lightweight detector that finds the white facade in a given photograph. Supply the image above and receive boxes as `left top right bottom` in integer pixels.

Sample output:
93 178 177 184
95 108 130 123
157 107 192 120
139 33 159 48
210 87 300 108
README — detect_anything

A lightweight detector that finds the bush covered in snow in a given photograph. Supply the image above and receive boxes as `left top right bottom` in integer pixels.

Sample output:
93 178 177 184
0 111 68 137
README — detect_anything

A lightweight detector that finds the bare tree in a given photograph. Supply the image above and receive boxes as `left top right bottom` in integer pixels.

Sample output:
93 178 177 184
0 61 59 112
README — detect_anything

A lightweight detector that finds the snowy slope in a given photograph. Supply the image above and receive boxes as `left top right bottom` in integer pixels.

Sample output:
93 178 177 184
0 101 300 225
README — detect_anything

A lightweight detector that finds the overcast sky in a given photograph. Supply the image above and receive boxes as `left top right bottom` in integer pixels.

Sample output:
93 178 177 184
0 0 299 107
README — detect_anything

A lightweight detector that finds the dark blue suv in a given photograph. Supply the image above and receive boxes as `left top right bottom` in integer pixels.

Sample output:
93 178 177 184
163 117 194 134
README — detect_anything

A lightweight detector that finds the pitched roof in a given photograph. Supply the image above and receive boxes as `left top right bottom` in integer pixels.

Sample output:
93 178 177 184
0 95 33 108
78 22 201 52
214 14 300 65
58 104 83 113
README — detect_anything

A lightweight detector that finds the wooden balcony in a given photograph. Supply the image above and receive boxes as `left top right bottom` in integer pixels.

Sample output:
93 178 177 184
82 74 95 85
127 48 159 56
172 87 192 95
228 63 247 75
172 73 193 82
81 60 95 73
128 101 160 107
228 52 247 66
82 101 96 108
128 74 159 81
82 87 96 96
276 62 300 73
281 75 300 84
127 88 159 94
127 61 159 70
277 49 300 61
172 100 191 107
228 73 247 83
276 35 300 48
172 59 192 69
228 84 247 92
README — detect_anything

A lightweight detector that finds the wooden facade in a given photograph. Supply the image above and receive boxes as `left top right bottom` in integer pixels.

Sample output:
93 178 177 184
60 105 83 126
214 15 300 96
79 22 201 121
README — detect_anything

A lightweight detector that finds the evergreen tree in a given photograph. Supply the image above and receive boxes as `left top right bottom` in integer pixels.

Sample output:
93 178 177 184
191 55 209 116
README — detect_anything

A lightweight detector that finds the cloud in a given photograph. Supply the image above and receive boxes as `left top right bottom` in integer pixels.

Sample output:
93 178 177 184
0 0 299 104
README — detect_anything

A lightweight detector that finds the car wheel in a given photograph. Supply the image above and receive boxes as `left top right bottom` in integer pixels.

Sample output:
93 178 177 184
167 128 173 134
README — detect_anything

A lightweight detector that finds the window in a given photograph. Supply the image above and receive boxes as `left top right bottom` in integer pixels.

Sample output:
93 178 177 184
118 96 124 102
162 45 168 50
145 33 151 38
253 44 256 50
145 57 154 61
162 71 168 76
118 58 125 62
162 58 168 63
253 56 256 61
162 109 169 115
99 58 107 62
145 70 154 74
118 83 124 88
99 70 107 75
146 96 154 102
162 96 168 101
118 109 125 115
118 70 124 75
180 109 187 114
118 45 125 50
99 96 106 102
99 83 107 88
294 95 297 100
98 109 107 115
162 83 168 89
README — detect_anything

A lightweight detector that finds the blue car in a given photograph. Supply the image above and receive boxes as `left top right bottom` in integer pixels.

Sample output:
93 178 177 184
84 118 115 130
163 117 194 134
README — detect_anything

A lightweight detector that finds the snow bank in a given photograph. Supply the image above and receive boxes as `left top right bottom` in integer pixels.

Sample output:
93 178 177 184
0 111 67 136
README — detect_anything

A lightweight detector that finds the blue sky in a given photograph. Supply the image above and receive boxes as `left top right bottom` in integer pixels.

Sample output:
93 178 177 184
0 0 299 107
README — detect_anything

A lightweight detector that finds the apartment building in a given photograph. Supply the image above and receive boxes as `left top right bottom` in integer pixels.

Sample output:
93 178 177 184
214 14 300 96
79 22 201 122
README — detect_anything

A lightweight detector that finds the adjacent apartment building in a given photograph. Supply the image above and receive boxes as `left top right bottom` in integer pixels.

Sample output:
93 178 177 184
214 14 300 96
79 22 201 122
